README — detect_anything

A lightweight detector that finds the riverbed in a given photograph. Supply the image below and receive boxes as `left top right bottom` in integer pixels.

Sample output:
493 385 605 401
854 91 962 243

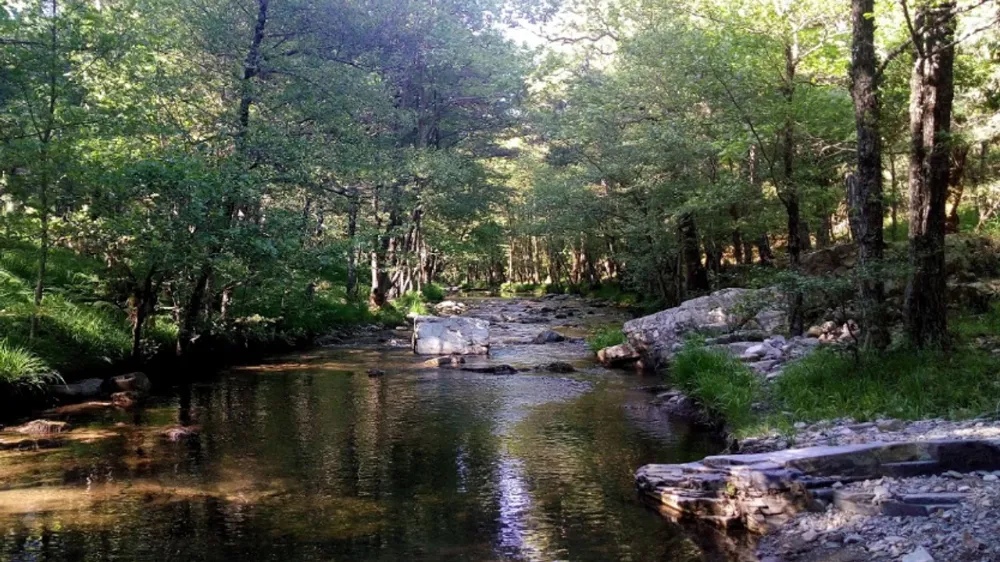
0 297 731 561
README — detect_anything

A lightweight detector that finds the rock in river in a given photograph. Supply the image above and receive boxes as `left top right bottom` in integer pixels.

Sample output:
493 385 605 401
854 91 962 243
597 343 641 368
532 330 566 344
412 316 490 355
106 372 152 394
51 378 104 399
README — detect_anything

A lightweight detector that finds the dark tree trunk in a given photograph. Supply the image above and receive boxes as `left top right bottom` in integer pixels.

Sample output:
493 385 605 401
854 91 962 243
781 42 804 336
848 0 890 349
177 264 211 356
131 271 157 360
903 1 956 348
816 214 833 248
757 234 774 266
945 143 969 232
679 213 709 293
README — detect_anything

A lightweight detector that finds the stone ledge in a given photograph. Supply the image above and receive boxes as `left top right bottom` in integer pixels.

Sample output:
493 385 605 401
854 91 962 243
636 438 1000 533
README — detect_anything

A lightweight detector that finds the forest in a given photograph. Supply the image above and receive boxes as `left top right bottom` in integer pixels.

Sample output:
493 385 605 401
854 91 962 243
1 0 998 395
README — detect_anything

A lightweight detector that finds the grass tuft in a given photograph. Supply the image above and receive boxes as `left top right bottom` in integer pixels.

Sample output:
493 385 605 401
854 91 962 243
671 343 763 430
0 340 59 393
587 325 626 352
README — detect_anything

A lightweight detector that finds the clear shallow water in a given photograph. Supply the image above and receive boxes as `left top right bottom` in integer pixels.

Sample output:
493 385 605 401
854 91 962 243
0 319 730 561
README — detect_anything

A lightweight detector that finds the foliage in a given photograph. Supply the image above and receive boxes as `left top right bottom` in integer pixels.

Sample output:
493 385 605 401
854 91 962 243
671 343 763 430
0 340 58 394
772 346 1000 422
421 283 447 304
587 326 626 352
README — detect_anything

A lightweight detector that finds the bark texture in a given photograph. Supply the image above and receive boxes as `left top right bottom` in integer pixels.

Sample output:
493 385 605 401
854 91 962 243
903 1 956 348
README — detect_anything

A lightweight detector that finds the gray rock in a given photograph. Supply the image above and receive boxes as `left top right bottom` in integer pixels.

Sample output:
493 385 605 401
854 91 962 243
622 288 785 367
105 372 151 393
532 330 566 344
51 378 104 399
412 316 490 355
901 546 934 562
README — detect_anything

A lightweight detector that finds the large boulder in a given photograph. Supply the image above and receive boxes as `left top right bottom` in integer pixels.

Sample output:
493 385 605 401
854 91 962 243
412 316 490 355
51 378 104 399
623 288 784 367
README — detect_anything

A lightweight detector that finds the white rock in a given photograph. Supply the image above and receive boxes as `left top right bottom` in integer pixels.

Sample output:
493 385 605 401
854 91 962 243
901 546 934 562
412 316 490 355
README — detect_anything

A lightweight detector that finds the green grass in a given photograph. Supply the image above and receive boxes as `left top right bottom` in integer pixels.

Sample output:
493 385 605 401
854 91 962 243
587 325 626 352
671 343 763 430
0 339 59 394
771 346 1000 422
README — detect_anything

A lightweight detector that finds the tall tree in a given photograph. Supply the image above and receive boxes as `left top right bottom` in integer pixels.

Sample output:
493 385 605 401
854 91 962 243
903 0 957 348
848 0 890 349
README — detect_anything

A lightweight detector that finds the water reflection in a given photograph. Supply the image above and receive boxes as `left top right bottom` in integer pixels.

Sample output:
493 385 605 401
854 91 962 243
1 344 727 561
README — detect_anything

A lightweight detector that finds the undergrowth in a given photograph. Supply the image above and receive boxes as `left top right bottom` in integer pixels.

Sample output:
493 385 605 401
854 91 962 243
671 343 763 431
587 325 626 352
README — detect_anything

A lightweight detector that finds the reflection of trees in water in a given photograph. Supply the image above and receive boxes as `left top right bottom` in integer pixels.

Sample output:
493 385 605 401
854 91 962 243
504 384 718 562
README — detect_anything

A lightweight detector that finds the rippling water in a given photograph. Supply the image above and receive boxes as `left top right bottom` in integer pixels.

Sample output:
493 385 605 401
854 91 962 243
0 308 731 562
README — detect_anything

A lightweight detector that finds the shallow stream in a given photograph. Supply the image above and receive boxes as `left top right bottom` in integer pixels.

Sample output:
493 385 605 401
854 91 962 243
0 297 733 562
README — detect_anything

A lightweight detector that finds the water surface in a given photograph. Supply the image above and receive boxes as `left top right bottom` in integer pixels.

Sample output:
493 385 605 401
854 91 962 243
1 299 730 562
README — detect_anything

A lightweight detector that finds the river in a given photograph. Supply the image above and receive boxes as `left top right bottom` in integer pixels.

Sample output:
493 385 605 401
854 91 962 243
0 297 732 562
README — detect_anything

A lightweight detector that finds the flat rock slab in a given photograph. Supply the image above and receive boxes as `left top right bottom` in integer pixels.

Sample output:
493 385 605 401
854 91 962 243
636 438 1000 533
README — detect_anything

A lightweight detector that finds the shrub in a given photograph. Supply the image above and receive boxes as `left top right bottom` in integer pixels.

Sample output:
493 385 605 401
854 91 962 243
392 291 429 316
0 340 59 394
421 282 446 303
671 343 762 430
587 325 626 352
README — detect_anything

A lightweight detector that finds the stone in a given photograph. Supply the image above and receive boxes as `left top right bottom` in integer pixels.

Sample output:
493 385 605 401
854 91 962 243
163 427 198 442
52 378 104 399
9 420 69 435
105 372 151 394
541 362 575 373
983 474 998 482
434 300 467 315
802 530 819 543
532 330 566 344
460 364 518 375
423 356 466 368
901 546 934 562
412 316 490 355
622 288 785 367
111 391 140 409
597 343 641 368
366 369 385 377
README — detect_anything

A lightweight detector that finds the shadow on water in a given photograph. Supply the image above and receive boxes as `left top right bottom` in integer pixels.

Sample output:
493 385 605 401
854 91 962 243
0 308 739 561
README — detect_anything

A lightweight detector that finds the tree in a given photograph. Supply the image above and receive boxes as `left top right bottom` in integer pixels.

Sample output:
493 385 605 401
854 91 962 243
903 0 957 348
848 0 890 350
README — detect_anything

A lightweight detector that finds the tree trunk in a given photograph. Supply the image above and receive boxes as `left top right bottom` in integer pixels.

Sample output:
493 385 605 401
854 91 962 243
903 1 956 348
177 264 210 355
848 0 890 350
782 41 804 337
679 213 709 292
945 143 969 232
345 188 359 299
131 271 156 360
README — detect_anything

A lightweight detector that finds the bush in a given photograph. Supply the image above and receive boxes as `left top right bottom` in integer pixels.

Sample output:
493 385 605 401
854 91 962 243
421 282 446 303
392 291 429 316
0 340 59 394
671 343 762 430
587 325 626 352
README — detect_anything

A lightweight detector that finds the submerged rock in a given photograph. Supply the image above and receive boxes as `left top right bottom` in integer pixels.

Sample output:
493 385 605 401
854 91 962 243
412 316 490 355
538 362 575 373
423 355 466 368
9 420 69 435
460 364 518 375
532 330 566 344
